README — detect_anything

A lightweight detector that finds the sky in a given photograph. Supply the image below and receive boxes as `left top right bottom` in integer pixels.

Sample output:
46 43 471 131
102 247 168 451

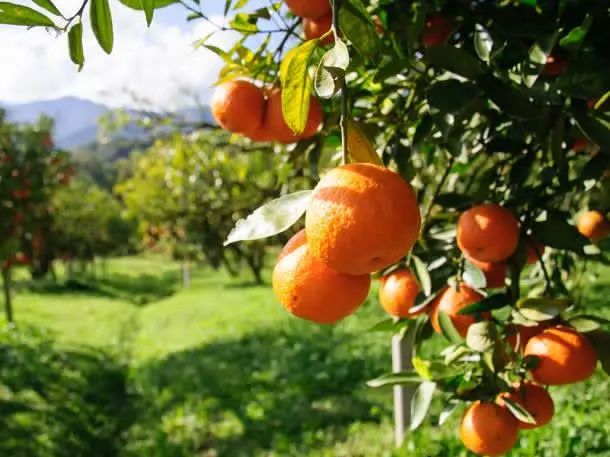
0 1 270 109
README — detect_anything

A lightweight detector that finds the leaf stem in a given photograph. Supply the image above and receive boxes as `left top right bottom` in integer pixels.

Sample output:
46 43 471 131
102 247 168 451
331 0 349 165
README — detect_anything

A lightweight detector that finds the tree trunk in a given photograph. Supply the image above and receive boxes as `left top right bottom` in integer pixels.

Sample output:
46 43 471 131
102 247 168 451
2 269 14 323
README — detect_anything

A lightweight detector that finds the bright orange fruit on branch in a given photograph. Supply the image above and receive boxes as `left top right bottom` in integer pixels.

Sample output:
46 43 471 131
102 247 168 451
524 326 598 385
499 382 554 430
305 163 421 275
378 269 424 318
272 230 371 324
211 80 265 136
422 14 452 48
304 12 334 45
431 284 489 337
265 89 323 143
457 203 520 263
577 210 610 242
285 0 331 19
460 401 519 457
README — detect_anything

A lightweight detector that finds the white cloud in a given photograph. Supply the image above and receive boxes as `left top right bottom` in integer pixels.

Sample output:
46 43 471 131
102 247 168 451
0 3 237 108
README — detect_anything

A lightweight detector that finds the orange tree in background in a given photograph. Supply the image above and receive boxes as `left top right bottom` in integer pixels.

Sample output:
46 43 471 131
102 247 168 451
3 0 610 454
0 111 72 321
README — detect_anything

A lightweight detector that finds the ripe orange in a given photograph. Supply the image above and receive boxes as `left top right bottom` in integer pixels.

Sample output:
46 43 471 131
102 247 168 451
571 137 589 153
430 284 489 337
304 12 333 45
422 14 452 48
265 89 323 143
465 255 507 289
378 269 424 318
457 203 520 263
460 401 519 457
543 54 568 77
285 0 331 19
499 382 554 429
525 237 545 265
305 163 421 275
272 230 371 324
524 326 598 385
211 80 265 136
577 210 610 242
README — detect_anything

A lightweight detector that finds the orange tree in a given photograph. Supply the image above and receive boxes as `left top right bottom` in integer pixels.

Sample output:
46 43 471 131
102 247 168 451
0 111 72 321
3 0 610 454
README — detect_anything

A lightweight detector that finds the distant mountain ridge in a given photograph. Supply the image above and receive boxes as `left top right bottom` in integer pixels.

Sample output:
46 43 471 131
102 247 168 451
0 96 214 149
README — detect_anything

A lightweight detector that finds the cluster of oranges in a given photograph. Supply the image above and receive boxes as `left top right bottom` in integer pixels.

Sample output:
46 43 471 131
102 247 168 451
272 163 421 323
211 80 323 144
286 0 335 45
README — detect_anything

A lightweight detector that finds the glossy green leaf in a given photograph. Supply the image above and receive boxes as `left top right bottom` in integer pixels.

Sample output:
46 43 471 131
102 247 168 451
458 293 509 316
90 0 114 54
462 260 486 290
425 46 484 80
411 256 431 296
517 297 571 321
567 315 610 333
119 0 176 9
438 311 462 344
466 321 497 352
339 0 380 59
439 400 460 425
531 215 588 254
366 371 423 388
474 24 492 63
560 15 592 49
280 39 319 134
139 0 154 25
410 382 436 430
0 2 55 26
224 190 313 246
503 397 536 425
32 0 60 16
314 39 349 99
68 23 84 69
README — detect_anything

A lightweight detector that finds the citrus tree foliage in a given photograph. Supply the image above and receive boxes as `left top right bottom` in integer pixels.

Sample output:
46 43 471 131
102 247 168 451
116 131 315 282
51 179 136 263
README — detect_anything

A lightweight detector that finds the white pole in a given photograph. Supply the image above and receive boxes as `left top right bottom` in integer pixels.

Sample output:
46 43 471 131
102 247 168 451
392 329 415 447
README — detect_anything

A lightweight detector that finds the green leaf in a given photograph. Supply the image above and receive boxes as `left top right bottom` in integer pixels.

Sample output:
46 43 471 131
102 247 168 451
412 114 433 153
0 2 54 26
462 260 486 290
230 12 258 33
438 311 462 344
439 400 460 425
408 292 440 315
573 109 610 151
32 0 60 16
458 293 509 315
559 15 592 49
224 190 313 246
367 317 410 333
503 397 536 425
90 0 114 54
466 321 497 352
68 23 84 69
521 32 559 88
427 80 479 113
118 0 176 9
280 39 319 134
410 381 436 430
366 371 423 388
517 297 571 322
474 24 492 63
339 0 380 59
314 39 349 99
140 0 154 25
411 256 431 296
567 315 610 333
425 46 484 80
482 76 542 119
531 215 588 254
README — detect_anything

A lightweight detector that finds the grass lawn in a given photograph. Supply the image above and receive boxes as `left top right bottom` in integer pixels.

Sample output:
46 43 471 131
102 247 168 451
1 256 609 456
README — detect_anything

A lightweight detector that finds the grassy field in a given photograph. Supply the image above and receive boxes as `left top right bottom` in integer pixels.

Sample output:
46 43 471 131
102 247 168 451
1 256 609 456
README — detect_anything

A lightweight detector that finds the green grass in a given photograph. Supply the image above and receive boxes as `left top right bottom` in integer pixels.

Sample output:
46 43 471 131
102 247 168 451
1 256 609 456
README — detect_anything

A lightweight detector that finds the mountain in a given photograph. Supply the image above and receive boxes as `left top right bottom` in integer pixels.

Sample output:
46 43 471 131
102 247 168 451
1 97 109 149
0 96 215 150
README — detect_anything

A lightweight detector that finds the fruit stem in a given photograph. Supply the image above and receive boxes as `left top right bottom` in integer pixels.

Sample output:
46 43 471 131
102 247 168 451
331 0 349 165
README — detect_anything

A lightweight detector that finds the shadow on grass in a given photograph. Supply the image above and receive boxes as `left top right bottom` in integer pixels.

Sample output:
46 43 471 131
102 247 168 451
129 324 390 456
0 324 135 457
26 270 180 306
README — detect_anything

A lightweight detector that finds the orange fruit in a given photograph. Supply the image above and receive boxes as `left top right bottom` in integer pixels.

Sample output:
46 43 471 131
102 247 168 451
378 269 424 318
285 0 331 19
305 163 421 275
543 54 568 77
577 210 610 242
571 137 589 153
430 284 489 337
524 326 598 385
457 204 520 263
465 255 507 289
272 230 371 324
304 12 334 45
422 14 452 48
460 401 519 457
525 237 545 265
265 89 323 143
499 382 554 429
211 80 265 136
